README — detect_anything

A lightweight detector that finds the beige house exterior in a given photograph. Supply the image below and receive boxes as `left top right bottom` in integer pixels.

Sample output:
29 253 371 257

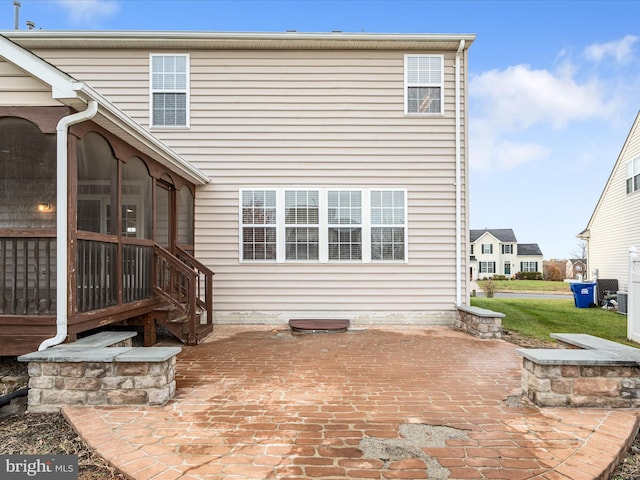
3 30 475 327
579 111 640 292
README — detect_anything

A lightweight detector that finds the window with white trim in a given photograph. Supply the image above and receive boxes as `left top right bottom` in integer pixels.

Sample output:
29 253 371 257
371 190 406 261
328 190 362 261
405 55 443 114
626 157 640 194
239 188 407 263
480 262 495 273
481 244 493 254
521 261 538 272
150 54 189 128
502 244 513 254
285 190 319 260
241 190 276 260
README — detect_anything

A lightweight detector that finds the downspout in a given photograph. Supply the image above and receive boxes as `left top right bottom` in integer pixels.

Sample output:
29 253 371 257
455 40 465 306
39 99 98 351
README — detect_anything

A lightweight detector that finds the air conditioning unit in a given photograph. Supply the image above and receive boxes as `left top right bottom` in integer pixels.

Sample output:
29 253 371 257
617 291 628 314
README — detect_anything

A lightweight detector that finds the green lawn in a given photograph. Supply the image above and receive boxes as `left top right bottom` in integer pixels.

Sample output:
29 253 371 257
470 297 633 346
476 279 571 293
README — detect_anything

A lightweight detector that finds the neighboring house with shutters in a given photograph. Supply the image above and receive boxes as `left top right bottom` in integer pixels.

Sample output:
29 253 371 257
0 30 475 354
469 229 543 280
578 111 640 292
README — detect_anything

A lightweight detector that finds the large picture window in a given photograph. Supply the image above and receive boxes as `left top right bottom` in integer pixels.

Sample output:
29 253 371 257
150 54 189 128
405 55 443 114
239 188 407 263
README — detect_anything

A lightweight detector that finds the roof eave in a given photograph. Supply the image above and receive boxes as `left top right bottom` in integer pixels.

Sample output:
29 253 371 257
3 30 476 51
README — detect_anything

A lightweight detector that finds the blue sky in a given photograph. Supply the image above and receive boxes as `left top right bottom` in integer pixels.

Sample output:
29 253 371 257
3 0 640 260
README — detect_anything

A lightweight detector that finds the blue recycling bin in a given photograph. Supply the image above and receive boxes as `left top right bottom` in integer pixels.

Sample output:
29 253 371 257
570 282 596 308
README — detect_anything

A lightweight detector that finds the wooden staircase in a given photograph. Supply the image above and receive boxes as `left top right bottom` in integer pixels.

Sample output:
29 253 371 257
153 304 212 345
152 245 214 346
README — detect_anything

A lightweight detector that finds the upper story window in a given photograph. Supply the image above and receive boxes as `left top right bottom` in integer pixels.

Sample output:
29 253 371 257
502 244 513 254
150 54 189 128
626 157 640 194
404 55 443 114
481 244 493 254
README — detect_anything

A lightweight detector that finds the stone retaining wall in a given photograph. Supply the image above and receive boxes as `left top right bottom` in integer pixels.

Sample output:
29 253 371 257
455 306 504 339
521 358 640 408
26 357 177 413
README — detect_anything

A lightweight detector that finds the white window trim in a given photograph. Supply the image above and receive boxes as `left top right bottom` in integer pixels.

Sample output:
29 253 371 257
149 53 191 129
626 157 640 194
239 188 408 264
404 54 444 116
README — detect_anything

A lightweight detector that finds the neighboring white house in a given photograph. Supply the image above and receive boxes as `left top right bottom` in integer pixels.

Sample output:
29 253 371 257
578 111 640 292
469 229 543 280
2 30 475 327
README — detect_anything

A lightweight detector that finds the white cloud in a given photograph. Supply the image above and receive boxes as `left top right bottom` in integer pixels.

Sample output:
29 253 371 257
470 64 607 131
583 35 638 64
469 60 622 171
53 0 120 25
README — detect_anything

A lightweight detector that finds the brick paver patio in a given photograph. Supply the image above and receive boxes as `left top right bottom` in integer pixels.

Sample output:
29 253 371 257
63 326 640 479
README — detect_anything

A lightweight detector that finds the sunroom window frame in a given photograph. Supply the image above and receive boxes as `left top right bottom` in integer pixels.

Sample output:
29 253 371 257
149 53 190 129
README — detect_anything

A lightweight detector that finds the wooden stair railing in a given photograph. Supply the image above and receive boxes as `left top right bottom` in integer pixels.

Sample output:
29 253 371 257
153 245 213 345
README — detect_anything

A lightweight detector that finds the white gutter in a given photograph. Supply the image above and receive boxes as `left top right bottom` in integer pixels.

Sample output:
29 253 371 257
39 99 98 351
455 39 465 306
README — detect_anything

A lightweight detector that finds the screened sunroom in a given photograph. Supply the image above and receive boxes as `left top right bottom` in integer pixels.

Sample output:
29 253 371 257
0 106 212 355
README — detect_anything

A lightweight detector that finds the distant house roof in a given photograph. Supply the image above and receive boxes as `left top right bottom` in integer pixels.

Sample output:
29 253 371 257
470 229 517 243
518 243 543 256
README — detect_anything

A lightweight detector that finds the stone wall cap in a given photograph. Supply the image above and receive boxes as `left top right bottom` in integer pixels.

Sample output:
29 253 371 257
19 347 134 363
115 347 182 362
550 333 640 354
456 305 505 318
18 346 181 363
517 348 638 366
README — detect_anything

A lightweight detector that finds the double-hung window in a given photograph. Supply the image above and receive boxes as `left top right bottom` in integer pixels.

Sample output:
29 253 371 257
371 190 406 261
328 191 362 261
521 261 538 272
150 54 189 128
242 190 276 260
480 262 495 274
626 157 640 194
240 188 407 263
502 244 513 254
285 190 319 260
481 244 493 254
405 55 443 114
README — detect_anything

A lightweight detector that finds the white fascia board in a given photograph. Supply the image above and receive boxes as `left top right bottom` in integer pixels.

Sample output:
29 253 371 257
0 34 79 99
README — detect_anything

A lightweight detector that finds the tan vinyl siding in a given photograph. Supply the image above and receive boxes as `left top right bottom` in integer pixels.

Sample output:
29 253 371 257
0 58 59 105
33 46 468 323
588 118 640 291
